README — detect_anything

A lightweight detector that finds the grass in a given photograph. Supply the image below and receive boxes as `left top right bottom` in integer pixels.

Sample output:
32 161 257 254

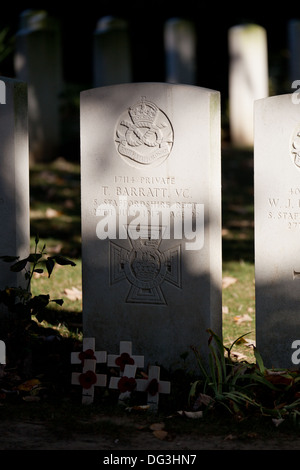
222 260 255 362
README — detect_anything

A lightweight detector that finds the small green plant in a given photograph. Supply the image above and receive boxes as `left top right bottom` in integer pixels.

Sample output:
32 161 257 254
0 234 76 329
189 329 300 424
189 329 260 416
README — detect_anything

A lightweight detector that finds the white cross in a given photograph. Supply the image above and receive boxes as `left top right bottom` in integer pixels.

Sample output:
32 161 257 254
107 341 144 375
71 337 107 365
71 338 107 404
142 365 171 411
109 364 139 401
109 364 171 410
72 358 107 404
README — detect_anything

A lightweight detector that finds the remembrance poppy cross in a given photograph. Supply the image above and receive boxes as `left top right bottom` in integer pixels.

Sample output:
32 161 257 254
71 337 107 404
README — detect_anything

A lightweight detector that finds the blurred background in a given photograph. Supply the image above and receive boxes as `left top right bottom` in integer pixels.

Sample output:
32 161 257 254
0 2 298 161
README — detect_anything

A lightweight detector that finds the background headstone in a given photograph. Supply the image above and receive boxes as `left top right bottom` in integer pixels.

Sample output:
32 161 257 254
164 18 197 85
228 23 269 147
0 77 30 315
14 9 63 162
288 19 300 85
80 82 222 371
254 93 300 368
93 16 132 87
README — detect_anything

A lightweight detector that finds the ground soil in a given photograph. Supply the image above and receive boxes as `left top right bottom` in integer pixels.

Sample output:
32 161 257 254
1 412 300 451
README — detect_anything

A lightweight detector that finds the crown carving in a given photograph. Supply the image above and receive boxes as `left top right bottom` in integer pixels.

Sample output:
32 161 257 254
129 97 158 125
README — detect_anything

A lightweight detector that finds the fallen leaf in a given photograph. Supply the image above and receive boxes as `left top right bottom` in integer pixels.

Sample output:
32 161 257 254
235 336 255 348
22 396 40 402
45 207 61 218
272 418 284 427
234 314 252 324
193 393 214 409
230 351 248 361
224 434 237 440
125 405 150 412
265 369 289 376
150 423 165 431
153 430 168 440
177 410 203 419
64 287 82 301
18 378 41 392
222 276 237 288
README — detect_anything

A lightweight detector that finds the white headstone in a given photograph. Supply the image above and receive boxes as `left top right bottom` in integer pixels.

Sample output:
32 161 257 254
14 9 63 161
229 24 268 147
0 77 30 310
164 18 197 85
80 82 222 371
254 93 300 368
93 16 132 87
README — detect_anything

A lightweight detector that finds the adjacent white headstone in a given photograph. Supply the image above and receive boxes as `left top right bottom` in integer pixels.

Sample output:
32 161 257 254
80 82 222 371
93 16 132 87
0 77 30 313
164 18 197 85
14 9 63 161
254 93 300 368
229 24 268 147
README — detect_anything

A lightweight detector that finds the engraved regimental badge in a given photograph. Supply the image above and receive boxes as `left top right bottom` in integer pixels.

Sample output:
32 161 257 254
291 126 300 169
115 96 174 168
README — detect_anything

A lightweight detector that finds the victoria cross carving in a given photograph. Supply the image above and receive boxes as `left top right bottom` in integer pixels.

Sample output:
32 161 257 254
109 226 181 305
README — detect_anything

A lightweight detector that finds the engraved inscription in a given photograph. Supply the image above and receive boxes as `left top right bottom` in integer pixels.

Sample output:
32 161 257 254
115 97 174 168
267 189 300 229
110 226 181 305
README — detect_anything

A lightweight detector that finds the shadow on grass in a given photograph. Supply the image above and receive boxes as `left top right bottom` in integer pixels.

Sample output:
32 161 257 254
30 158 82 258
222 145 254 263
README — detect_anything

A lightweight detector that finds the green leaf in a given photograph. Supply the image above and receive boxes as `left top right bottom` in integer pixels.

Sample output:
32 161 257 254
28 294 50 313
27 253 42 263
10 258 28 272
45 258 55 278
49 255 76 266
254 347 265 374
51 298 64 306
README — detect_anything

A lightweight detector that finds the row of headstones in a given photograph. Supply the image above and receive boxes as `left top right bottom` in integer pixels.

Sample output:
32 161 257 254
12 10 300 160
2 78 300 382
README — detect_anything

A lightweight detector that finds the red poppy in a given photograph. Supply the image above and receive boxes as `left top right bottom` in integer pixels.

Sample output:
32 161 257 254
118 376 137 393
115 352 134 371
78 348 96 363
79 370 97 389
146 378 159 396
